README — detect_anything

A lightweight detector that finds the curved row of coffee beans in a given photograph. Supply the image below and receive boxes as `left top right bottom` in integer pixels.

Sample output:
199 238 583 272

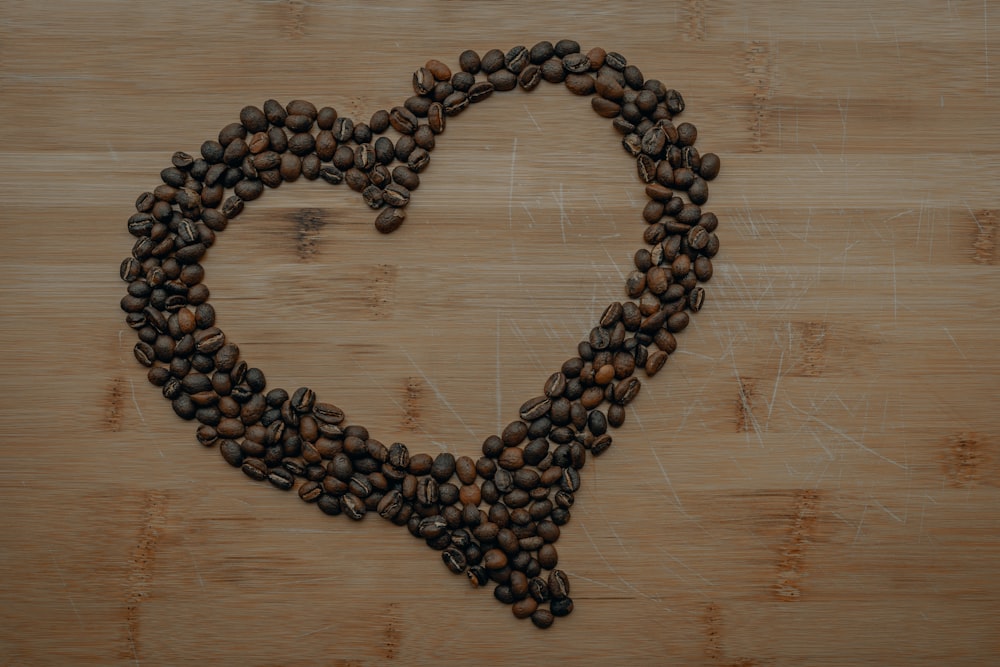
118 39 720 629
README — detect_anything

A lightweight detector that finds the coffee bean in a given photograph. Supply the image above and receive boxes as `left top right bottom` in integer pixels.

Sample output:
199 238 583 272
550 596 574 617
564 73 595 96
512 597 538 619
530 609 554 629
431 452 456 482
540 57 566 83
241 457 267 481
554 39 580 56
267 466 294 490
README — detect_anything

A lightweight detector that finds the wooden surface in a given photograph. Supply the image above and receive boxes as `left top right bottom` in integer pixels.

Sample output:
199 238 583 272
1 2 998 665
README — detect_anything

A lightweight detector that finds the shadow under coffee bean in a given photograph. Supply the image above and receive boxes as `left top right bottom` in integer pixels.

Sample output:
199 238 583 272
118 39 722 629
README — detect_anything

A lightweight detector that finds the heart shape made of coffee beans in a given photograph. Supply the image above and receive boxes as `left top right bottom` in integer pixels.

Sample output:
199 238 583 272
118 40 722 629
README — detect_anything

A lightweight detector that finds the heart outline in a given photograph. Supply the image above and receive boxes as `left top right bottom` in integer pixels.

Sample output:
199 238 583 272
118 41 722 629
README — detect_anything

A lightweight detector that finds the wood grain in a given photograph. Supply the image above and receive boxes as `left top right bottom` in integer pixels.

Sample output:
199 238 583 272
1 1 998 665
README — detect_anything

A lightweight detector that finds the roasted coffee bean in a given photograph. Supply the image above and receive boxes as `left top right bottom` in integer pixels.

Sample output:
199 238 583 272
512 597 538 619
449 455 475 485
241 457 267 481
267 467 294 490
550 596 574 617
564 73 595 95
339 493 366 520
486 69 515 91
531 609 554 629
563 52 591 74
442 546 467 574
540 57 567 83
374 207 405 234
554 39 580 56
480 48 505 74
518 65 542 90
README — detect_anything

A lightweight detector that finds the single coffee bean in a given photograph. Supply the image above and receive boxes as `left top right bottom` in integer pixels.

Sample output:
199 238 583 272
267 466 294 490
241 457 267 481
550 596 574 617
531 609 555 629
511 597 538 619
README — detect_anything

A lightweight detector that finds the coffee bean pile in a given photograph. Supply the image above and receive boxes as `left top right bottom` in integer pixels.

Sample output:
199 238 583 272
118 40 721 629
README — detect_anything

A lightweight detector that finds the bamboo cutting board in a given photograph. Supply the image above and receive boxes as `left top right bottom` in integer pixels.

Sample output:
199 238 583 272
1 2 998 665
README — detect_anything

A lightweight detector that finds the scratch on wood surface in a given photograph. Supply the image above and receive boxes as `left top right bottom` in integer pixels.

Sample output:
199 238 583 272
121 491 168 663
853 503 869 544
765 349 784 429
48 549 83 628
786 400 907 470
890 246 898 324
578 519 659 602
985 0 991 89
735 377 756 434
400 348 477 440
508 319 546 371
128 378 146 425
553 184 569 245
649 445 686 515
522 103 541 131
495 310 502 431
507 136 517 228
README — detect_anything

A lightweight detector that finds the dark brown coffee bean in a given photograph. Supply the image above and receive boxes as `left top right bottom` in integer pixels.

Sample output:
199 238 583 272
442 546 467 574
483 548 507 570
589 434 611 457
241 457 267 481
451 455 476 485
540 57 567 83
665 120 692 149
550 596 574 617
698 152 721 181
562 52 591 74
511 597 537 620
267 466 294 490
374 207 405 234
498 446 524 471
504 45 529 73
486 69 516 91
340 493 366 520
554 39 580 56
663 88 685 114
479 48 504 73
530 609 554 629
564 73 595 95
515 64 540 91
431 452 456 482
441 90 469 115
560 467 580 493
588 96 619 118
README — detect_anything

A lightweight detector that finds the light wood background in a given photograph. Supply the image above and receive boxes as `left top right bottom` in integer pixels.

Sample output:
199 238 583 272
1 2 998 665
